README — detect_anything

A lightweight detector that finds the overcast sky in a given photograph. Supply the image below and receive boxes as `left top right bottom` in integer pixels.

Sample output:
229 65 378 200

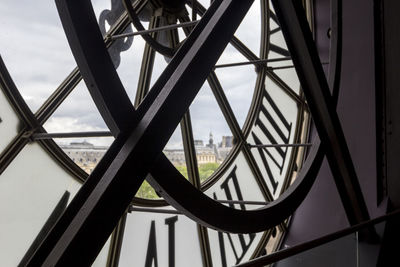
0 0 263 148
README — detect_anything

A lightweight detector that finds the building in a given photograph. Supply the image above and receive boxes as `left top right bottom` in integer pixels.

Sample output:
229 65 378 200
154 134 234 166
59 135 233 173
60 141 107 174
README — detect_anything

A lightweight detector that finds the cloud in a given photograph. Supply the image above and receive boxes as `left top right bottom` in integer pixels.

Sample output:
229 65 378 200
0 1 76 112
0 0 264 151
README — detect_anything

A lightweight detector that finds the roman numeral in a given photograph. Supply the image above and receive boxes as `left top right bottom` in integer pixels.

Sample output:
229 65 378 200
251 90 292 194
269 9 281 34
145 221 158 267
220 166 245 210
269 9 280 26
165 216 178 267
214 166 256 266
269 8 290 57
144 216 178 267
270 44 291 57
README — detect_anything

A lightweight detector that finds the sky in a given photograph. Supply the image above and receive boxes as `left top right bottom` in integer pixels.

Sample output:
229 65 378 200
0 0 263 148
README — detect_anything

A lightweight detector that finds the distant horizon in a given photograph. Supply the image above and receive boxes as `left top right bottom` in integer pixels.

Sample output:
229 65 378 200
0 0 260 153
56 133 234 150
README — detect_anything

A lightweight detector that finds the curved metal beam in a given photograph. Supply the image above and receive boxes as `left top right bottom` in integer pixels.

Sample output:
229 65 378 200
54 0 324 234
28 0 260 265
44 0 325 236
272 0 370 225
147 139 323 232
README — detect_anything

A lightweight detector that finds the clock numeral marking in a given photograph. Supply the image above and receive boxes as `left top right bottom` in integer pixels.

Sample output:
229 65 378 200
251 90 293 194
165 216 178 267
269 8 290 57
269 9 280 26
145 221 158 267
220 166 245 210
269 9 281 34
145 216 178 267
269 44 291 57
214 166 256 266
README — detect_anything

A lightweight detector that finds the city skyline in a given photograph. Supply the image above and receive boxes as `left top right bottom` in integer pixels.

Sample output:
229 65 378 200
56 132 234 149
0 0 261 149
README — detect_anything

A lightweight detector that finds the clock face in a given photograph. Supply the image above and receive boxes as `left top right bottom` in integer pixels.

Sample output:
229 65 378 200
0 0 313 266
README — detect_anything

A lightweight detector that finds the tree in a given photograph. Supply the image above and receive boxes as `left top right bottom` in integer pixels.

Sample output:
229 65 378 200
199 162 220 182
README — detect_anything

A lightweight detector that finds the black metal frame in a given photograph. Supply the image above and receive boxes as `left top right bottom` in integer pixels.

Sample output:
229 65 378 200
15 1 334 261
0 0 373 265
26 0 268 265
0 1 142 179
23 0 330 264
235 209 400 267
272 0 370 226
107 1 304 261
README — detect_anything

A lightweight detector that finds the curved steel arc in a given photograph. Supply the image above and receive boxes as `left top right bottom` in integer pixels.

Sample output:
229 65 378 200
0 58 88 180
0 57 39 128
29 0 262 265
272 0 370 225
148 139 323 233
123 0 176 57
28 0 331 264
53 0 326 235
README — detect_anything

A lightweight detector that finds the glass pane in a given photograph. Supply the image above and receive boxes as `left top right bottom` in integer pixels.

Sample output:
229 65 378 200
112 34 146 102
92 236 111 267
119 207 203 267
233 0 261 56
94 0 145 104
150 52 169 90
163 124 185 169
190 83 234 182
269 60 301 95
0 86 20 154
205 152 267 266
268 3 291 60
55 137 114 174
0 1 76 112
43 80 109 133
214 64 257 128
0 143 81 266
216 43 249 65
204 152 266 209
92 0 110 20
197 0 210 9
135 125 184 200
246 76 299 199
265 226 284 255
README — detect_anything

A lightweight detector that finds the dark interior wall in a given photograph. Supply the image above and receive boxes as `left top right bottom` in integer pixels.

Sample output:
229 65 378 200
382 0 400 208
281 0 386 249
338 0 384 220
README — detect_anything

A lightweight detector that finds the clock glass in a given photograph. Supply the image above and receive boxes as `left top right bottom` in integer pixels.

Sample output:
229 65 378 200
0 0 314 266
